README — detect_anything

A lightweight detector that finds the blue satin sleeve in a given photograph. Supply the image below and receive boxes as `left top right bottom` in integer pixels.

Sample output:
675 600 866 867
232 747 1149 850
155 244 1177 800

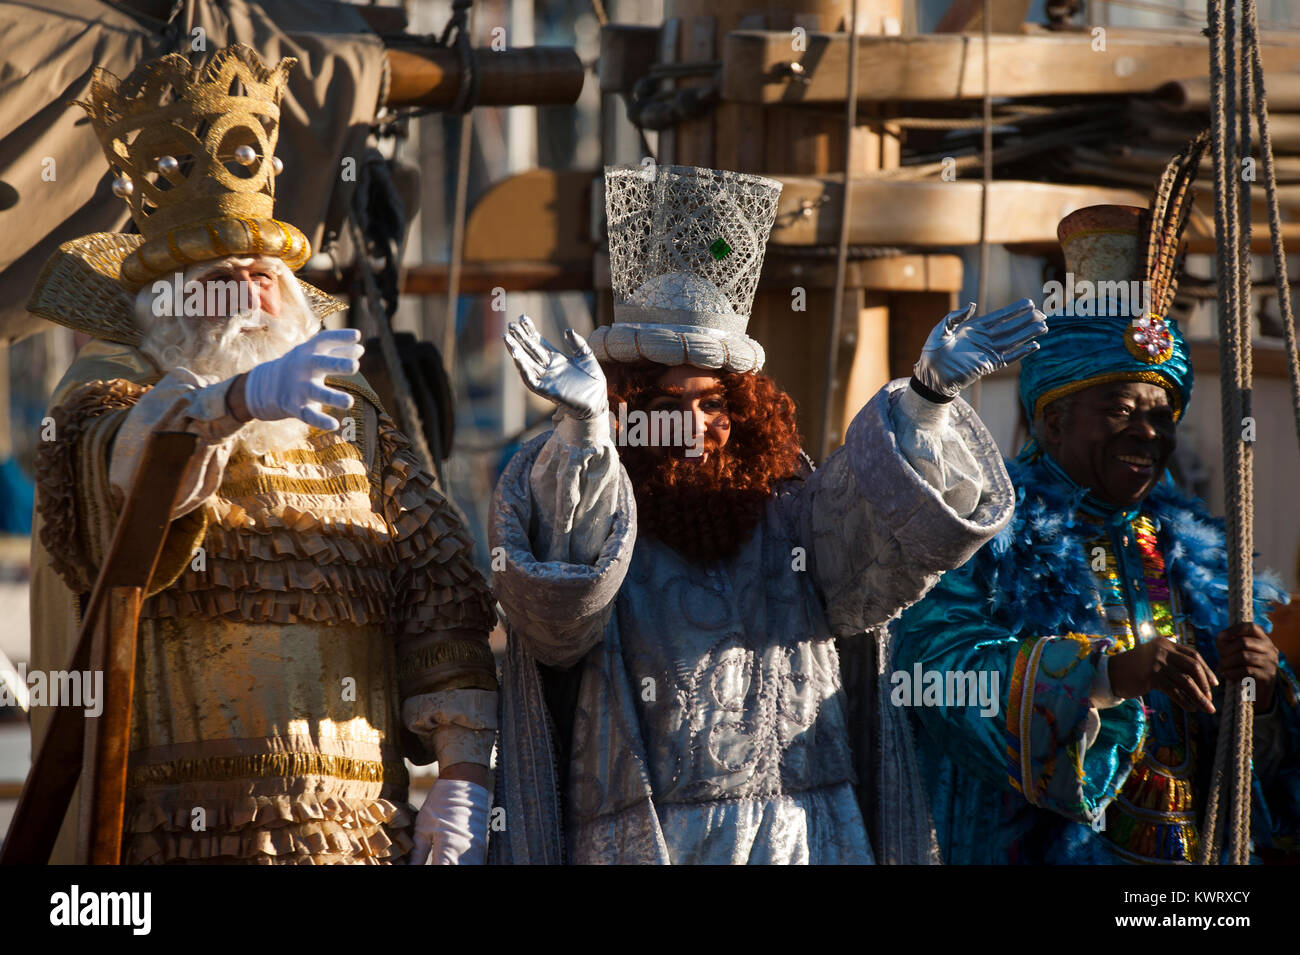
894 555 1146 825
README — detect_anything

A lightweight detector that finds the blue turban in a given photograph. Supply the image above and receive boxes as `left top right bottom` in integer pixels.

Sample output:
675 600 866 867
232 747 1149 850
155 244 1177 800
1018 308 1193 424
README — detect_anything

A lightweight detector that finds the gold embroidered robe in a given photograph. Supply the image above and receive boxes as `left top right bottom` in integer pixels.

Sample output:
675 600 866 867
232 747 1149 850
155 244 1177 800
29 339 498 864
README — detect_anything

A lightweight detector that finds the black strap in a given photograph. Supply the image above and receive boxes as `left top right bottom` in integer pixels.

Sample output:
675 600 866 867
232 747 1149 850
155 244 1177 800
909 375 956 404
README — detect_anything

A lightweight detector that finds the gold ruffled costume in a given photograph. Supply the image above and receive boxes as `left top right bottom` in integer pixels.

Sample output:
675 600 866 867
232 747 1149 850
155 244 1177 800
31 339 498 864
26 45 498 864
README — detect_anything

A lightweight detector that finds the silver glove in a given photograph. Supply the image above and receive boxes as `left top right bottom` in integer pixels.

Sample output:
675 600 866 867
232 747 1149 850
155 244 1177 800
912 297 1048 398
503 314 608 420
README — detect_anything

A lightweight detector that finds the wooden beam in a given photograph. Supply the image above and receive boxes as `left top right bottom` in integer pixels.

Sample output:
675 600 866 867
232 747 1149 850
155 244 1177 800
767 176 1300 249
105 1 582 109
384 46 585 108
1062 144 1300 184
594 251 963 293
721 26 1300 104
299 252 963 297
1156 74 1300 113
683 16 717 169
771 177 1145 245
761 252 964 291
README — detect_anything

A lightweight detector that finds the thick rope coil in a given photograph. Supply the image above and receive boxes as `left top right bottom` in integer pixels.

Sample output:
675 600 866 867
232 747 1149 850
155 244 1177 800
1200 0 1255 867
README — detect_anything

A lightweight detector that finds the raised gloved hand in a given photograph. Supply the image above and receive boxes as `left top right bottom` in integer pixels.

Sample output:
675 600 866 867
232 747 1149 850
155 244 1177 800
503 314 608 420
410 777 491 865
912 298 1048 399
242 328 365 431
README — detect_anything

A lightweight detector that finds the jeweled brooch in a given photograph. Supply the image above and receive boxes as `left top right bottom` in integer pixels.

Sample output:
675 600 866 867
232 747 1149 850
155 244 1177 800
1125 314 1175 364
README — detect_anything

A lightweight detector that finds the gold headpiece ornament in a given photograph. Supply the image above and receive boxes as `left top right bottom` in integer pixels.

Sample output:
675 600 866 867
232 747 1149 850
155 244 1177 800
27 44 343 345
1023 133 1207 424
81 42 310 287
1126 129 1209 364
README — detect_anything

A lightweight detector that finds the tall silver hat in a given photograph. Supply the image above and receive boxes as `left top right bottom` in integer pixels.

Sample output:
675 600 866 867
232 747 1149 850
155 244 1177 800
591 163 782 374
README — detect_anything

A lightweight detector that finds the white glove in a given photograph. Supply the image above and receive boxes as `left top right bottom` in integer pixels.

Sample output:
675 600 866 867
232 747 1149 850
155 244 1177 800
503 315 608 421
243 328 365 431
410 778 490 865
912 298 1047 399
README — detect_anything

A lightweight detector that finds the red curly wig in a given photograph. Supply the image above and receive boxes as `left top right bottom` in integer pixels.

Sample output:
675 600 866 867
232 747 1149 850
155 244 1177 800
604 360 805 563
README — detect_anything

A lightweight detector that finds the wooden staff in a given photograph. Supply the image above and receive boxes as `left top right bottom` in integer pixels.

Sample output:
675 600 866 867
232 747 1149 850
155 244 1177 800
0 429 198 865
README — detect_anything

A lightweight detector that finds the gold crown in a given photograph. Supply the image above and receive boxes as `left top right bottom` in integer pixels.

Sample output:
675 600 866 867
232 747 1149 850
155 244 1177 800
77 44 310 290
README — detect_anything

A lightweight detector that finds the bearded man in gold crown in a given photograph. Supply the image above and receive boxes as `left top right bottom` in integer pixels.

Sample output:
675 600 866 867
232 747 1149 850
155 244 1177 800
24 45 498 865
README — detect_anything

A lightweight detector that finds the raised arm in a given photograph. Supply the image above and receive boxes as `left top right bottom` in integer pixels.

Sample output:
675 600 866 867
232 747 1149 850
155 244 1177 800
489 316 635 669
802 299 1046 635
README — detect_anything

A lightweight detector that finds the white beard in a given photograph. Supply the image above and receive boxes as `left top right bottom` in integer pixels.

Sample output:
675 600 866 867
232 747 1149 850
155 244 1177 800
139 293 322 456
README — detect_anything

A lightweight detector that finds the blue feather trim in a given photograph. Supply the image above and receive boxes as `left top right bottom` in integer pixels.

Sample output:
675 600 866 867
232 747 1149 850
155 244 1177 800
984 458 1289 653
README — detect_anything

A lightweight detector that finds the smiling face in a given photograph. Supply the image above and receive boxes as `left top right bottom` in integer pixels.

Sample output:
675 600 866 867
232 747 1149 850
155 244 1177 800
643 364 733 463
1040 380 1177 508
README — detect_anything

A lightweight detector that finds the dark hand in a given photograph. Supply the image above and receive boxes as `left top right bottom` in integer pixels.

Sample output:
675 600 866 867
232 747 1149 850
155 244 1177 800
1109 637 1218 713
1215 622 1279 711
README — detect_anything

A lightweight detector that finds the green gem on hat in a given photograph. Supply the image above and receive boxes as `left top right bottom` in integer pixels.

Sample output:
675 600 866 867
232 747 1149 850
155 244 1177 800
708 237 731 260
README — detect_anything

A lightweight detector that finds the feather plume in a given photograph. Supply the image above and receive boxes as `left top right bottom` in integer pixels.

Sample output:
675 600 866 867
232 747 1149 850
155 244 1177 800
1141 129 1210 319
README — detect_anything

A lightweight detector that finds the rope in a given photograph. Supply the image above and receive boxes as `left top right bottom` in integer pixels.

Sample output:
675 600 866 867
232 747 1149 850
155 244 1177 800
439 0 480 115
1233 1 1257 866
1200 0 1254 867
347 215 437 474
444 113 473 370
819 0 861 461
1244 0 1300 452
442 0 477 377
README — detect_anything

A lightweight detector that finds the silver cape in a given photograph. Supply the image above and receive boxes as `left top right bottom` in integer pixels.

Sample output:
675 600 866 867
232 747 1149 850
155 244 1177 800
488 380 1015 864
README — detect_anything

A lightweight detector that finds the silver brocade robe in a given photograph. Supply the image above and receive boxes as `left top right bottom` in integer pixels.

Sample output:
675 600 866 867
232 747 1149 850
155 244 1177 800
489 380 1016 864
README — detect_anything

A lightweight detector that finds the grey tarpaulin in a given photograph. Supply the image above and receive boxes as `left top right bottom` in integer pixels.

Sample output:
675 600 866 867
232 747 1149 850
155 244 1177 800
0 0 388 342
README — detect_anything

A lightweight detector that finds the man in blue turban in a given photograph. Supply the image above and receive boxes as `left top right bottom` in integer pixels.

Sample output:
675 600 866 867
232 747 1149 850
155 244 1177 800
893 202 1300 863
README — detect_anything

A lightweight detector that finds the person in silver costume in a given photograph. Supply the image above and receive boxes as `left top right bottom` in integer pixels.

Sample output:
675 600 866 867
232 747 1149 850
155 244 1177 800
487 163 1046 864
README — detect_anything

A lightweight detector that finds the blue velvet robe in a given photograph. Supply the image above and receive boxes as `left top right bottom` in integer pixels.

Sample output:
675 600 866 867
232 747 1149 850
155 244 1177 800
893 451 1300 864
